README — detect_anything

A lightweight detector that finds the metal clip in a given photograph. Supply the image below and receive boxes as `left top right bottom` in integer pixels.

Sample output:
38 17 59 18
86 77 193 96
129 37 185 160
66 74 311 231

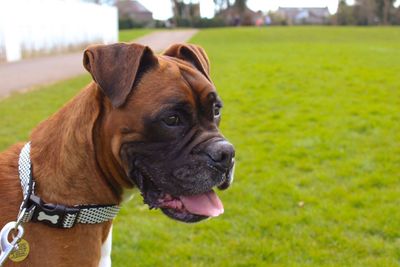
0 222 24 266
15 208 26 231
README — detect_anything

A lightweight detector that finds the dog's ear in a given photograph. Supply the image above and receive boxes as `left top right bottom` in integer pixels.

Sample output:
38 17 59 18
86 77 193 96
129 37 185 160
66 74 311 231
163 43 210 81
83 43 158 108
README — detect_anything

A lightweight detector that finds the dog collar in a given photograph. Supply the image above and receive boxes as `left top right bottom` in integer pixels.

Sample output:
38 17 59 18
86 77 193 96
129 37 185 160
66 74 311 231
17 142 120 228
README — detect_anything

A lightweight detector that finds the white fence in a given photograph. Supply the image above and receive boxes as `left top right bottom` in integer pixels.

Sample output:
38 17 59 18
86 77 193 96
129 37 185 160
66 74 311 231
0 0 118 62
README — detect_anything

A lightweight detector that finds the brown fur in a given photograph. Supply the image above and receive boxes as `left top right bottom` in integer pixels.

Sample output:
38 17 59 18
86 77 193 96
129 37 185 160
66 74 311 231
0 43 213 266
0 85 114 267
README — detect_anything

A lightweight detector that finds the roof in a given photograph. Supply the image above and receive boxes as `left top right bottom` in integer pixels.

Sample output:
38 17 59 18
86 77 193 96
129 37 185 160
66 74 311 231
278 7 330 18
115 0 152 14
217 5 258 17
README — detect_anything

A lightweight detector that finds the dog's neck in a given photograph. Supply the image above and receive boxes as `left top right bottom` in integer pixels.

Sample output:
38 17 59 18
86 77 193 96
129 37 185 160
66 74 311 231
29 83 125 206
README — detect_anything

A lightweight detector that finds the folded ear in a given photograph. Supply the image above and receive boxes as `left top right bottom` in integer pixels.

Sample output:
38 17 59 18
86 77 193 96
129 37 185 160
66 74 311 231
163 43 211 81
83 43 158 108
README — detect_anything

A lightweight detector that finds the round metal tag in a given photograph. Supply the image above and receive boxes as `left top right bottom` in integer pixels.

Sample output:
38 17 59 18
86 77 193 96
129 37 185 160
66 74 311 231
9 238 29 262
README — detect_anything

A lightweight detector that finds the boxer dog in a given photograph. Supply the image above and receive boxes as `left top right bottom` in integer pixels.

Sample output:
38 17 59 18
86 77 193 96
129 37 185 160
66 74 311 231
0 43 235 266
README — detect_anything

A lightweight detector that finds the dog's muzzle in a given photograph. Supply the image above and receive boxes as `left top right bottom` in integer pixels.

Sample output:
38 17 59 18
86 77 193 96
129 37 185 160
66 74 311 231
124 137 236 223
202 140 235 190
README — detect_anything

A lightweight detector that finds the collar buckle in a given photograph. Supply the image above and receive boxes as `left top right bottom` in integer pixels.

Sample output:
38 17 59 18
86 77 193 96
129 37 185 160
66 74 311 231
29 195 79 228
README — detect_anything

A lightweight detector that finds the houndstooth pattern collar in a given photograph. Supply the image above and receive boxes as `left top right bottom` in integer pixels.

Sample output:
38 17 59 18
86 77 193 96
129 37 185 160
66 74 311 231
17 142 120 228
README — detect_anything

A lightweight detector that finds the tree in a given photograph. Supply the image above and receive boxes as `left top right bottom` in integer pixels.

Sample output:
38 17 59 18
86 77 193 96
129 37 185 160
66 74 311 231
335 0 398 25
336 0 356 25
233 0 247 22
375 0 396 24
234 0 247 13
354 0 377 25
213 0 231 13
394 5 400 24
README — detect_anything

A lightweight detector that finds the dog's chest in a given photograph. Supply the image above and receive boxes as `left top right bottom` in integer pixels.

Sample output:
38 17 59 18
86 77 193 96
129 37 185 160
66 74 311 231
98 225 113 267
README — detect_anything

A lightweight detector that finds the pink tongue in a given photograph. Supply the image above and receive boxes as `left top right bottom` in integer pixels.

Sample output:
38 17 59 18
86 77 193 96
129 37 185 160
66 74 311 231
179 190 224 217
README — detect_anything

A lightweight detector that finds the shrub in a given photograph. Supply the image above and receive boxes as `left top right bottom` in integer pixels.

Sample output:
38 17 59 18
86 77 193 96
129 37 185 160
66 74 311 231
118 18 145 29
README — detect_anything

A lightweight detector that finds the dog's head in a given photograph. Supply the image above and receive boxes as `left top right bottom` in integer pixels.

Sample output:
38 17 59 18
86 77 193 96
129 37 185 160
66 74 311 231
83 43 235 223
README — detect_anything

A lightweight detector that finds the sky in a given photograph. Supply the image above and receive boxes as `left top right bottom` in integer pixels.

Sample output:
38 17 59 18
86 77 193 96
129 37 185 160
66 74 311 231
138 0 345 20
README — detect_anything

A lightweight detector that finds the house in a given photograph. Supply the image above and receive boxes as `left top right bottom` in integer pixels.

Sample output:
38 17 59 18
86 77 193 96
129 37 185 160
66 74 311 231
115 0 153 24
277 7 330 25
216 5 259 26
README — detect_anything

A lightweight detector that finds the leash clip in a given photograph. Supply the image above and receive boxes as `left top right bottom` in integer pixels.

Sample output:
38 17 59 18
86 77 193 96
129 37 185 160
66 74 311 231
0 222 24 266
14 208 27 231
29 195 80 228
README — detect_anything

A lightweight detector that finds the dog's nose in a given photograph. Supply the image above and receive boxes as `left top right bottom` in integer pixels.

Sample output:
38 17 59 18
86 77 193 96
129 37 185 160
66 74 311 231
205 140 235 170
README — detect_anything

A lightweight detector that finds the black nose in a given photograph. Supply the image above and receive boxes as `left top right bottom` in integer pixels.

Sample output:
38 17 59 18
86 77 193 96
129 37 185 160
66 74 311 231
204 140 235 170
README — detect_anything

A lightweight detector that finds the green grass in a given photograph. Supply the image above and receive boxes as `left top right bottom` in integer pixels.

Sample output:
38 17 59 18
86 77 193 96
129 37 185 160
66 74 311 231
1 27 400 266
119 28 154 42
0 75 91 147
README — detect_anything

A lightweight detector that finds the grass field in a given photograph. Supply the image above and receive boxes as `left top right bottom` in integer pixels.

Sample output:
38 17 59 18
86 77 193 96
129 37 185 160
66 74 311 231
119 28 154 42
1 27 400 266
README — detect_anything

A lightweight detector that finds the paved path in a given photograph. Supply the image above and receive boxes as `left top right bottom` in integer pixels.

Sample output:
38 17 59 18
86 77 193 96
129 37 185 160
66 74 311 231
133 30 198 53
0 29 198 98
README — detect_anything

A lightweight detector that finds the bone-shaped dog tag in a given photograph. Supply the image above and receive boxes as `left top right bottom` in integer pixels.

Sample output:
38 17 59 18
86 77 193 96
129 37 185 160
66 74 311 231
37 212 59 224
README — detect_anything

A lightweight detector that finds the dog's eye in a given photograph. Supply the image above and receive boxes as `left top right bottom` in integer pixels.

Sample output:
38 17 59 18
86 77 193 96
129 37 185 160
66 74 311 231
163 115 181 126
214 105 221 118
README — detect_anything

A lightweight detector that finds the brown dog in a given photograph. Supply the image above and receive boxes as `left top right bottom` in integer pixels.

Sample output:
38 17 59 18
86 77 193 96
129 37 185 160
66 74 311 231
0 43 235 266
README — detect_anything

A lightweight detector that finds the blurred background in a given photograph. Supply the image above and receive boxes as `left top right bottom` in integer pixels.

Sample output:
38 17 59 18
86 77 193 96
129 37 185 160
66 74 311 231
1 0 400 62
0 1 399 266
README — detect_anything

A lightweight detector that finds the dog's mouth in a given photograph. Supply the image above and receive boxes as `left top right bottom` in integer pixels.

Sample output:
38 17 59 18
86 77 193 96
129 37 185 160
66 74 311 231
130 161 234 223
158 190 223 223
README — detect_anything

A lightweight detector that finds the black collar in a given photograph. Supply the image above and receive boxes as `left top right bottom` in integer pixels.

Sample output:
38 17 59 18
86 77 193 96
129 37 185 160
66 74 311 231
17 142 120 229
